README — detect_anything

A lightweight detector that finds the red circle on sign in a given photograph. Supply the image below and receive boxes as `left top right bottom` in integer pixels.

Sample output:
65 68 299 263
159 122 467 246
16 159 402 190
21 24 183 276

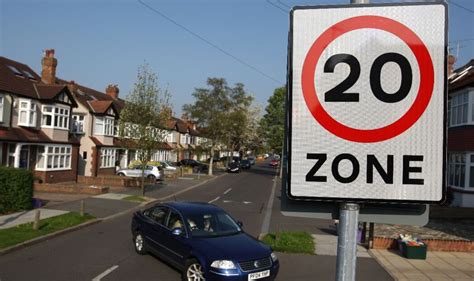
301 15 434 143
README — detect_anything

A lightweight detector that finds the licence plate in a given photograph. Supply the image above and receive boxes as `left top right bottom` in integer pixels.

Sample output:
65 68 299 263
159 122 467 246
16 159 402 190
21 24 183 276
248 270 270 280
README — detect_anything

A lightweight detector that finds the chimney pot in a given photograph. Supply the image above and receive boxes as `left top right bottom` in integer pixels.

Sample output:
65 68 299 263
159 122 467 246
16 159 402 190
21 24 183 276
448 55 456 75
106 84 119 99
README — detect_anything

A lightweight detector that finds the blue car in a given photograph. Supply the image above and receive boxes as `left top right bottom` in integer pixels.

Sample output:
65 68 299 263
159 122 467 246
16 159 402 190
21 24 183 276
131 202 279 281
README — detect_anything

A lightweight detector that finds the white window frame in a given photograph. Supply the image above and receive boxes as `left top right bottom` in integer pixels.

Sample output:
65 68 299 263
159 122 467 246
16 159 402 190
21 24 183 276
95 116 115 136
100 148 116 168
448 152 474 190
36 145 72 171
0 95 4 122
449 90 473 128
167 131 176 143
18 98 37 127
41 104 70 130
72 114 85 134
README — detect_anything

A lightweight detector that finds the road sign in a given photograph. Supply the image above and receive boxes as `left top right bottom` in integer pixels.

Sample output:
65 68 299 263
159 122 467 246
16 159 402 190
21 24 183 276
288 2 447 204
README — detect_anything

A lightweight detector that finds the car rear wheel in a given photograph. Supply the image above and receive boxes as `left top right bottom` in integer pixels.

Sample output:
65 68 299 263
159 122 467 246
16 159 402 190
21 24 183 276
182 259 205 281
147 175 156 180
118 173 125 176
133 231 147 255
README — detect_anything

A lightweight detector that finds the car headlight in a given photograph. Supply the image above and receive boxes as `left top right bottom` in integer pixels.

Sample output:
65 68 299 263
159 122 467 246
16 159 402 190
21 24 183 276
211 260 236 269
271 252 278 262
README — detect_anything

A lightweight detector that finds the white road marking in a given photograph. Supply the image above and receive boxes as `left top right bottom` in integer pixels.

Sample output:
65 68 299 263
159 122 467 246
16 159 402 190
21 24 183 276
92 265 119 281
223 188 232 194
243 201 253 204
223 200 232 203
208 196 220 204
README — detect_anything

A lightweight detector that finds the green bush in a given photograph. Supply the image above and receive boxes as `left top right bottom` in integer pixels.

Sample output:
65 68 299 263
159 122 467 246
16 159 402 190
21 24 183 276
0 166 34 214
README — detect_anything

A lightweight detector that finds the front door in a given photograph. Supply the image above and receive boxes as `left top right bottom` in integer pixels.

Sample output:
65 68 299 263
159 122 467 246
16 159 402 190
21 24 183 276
19 146 29 169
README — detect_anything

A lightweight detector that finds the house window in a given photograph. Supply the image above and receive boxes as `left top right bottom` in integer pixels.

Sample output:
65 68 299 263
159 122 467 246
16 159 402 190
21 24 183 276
449 92 471 127
100 148 116 168
18 99 37 127
42 105 70 129
72 115 85 133
167 132 175 143
0 95 4 122
447 153 474 189
95 117 115 136
36 145 72 171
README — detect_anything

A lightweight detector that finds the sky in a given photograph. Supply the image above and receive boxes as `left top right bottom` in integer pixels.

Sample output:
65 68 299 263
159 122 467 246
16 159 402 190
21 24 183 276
1 0 473 117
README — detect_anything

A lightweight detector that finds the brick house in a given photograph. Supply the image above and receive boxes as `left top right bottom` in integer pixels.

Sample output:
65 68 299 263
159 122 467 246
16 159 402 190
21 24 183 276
447 59 474 207
0 52 79 183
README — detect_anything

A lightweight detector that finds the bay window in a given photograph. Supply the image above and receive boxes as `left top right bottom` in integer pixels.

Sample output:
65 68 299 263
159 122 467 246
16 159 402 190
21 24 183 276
18 99 37 127
95 117 115 136
100 148 116 168
36 145 72 171
448 153 474 189
42 105 70 129
449 90 473 127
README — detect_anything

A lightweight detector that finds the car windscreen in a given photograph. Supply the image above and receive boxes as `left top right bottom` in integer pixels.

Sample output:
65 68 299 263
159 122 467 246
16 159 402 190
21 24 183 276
185 211 241 238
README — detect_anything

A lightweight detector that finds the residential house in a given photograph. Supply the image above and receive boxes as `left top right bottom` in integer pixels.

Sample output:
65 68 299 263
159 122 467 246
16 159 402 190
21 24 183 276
0 52 79 183
447 58 474 207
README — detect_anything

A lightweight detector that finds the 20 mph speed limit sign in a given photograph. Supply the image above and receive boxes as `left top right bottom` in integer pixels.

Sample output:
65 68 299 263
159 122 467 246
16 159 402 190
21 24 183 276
288 2 447 203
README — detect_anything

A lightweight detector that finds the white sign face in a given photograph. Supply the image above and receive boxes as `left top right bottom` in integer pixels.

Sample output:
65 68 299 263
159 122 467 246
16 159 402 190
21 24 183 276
289 3 447 203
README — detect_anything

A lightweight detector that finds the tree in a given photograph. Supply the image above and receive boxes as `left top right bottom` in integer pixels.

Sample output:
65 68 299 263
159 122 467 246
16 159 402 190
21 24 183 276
118 63 171 196
260 86 285 154
183 78 253 175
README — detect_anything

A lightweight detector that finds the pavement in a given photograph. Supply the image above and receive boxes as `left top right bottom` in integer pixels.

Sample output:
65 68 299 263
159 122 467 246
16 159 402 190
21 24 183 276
1 166 473 280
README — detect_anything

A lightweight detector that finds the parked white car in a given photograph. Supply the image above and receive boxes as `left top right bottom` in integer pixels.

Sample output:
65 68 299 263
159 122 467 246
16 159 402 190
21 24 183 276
160 161 177 171
116 165 164 181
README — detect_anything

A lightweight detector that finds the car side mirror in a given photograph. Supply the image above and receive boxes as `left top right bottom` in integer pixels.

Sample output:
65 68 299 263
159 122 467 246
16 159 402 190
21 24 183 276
237 221 243 227
172 227 184 236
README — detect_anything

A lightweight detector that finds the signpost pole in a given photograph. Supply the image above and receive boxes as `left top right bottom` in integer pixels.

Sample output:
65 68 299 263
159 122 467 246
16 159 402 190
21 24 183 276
336 203 360 281
335 4 368 281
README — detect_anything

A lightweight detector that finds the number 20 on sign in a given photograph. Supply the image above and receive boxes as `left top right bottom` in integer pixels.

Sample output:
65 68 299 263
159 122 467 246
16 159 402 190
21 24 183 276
288 3 447 203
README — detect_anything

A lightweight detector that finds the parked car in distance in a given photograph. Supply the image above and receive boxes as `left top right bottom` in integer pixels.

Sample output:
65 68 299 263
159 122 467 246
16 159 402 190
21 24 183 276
160 161 177 171
131 202 279 281
227 161 241 173
117 165 164 181
240 159 251 169
269 159 279 167
221 156 241 164
177 159 208 172
247 156 256 165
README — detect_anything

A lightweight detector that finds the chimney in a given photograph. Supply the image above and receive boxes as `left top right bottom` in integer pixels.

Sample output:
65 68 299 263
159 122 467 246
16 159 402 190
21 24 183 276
67 80 77 94
448 55 456 75
41 49 57 84
106 84 119 99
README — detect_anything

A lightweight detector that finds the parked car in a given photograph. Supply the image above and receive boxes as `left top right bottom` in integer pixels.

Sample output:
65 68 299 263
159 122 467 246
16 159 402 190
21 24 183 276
240 159 251 169
221 156 241 164
131 202 279 281
178 159 208 172
227 161 241 173
160 161 177 171
247 156 256 165
269 159 279 167
116 165 164 181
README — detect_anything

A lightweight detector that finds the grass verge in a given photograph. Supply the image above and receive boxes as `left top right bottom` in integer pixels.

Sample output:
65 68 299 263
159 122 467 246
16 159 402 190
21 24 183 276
0 212 95 250
262 231 315 254
122 195 147 202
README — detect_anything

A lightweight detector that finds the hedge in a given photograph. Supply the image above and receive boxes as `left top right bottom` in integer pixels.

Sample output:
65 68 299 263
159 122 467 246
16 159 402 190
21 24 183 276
0 166 34 214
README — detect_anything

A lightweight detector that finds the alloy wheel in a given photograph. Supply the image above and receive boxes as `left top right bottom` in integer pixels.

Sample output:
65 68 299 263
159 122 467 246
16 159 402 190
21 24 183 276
186 263 205 281
135 234 143 251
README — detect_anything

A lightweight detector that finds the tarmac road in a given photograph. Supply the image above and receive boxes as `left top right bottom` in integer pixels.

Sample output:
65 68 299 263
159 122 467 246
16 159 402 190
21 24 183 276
0 161 392 281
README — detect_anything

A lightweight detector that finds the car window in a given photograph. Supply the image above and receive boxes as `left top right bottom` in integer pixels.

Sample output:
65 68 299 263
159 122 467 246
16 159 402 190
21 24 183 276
186 211 241 238
147 206 168 225
167 210 183 230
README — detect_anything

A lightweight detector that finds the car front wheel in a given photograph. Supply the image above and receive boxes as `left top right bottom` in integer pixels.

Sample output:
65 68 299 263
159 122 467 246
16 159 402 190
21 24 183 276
133 231 147 255
182 259 205 281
